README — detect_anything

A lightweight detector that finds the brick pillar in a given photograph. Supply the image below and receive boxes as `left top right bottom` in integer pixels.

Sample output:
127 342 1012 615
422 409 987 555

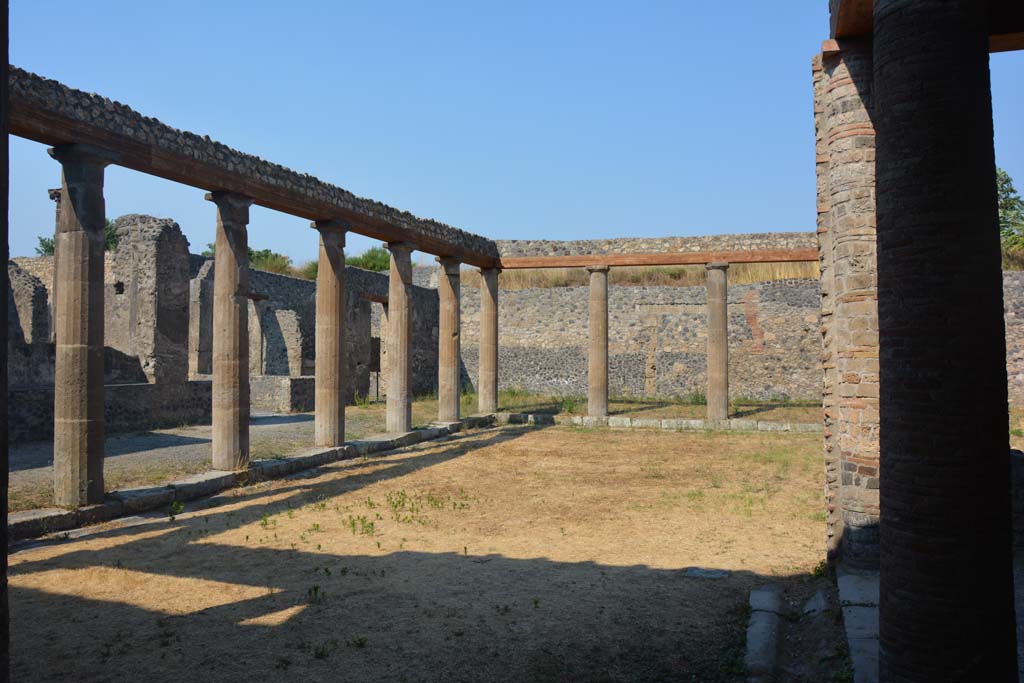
823 42 879 568
313 220 347 446
478 267 500 414
874 1 1017 678
1 20 11 678
587 265 609 417
49 144 114 507
706 262 729 423
437 257 461 423
386 242 414 433
813 52 842 561
206 192 253 471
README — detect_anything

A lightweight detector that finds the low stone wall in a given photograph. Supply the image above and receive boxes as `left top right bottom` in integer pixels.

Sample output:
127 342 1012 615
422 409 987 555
460 278 823 400
495 233 817 258
250 375 314 414
8 381 212 443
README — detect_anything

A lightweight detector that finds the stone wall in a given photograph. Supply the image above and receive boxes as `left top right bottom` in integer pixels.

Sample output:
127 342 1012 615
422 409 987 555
495 233 816 258
8 380 212 444
459 278 823 400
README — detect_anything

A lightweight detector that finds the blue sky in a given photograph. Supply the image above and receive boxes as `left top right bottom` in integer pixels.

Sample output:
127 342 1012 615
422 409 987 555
8 1 1024 263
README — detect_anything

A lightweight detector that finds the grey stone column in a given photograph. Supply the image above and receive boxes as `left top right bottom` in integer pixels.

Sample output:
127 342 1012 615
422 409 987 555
705 262 729 422
313 220 347 446
206 191 253 471
437 257 461 423
478 267 500 414
386 242 414 433
49 144 114 507
587 266 609 418
874 1 1017 679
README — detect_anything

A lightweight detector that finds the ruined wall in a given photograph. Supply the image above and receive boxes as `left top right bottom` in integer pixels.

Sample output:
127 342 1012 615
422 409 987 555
106 215 190 384
458 278 823 400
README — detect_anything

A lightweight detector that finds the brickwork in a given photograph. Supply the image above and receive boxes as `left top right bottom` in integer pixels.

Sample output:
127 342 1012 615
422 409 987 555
821 44 880 568
873 2 1016 677
812 53 842 559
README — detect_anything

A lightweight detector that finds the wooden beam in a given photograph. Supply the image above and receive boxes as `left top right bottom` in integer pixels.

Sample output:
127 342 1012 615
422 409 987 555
7 69 499 268
991 32 1024 53
497 248 819 270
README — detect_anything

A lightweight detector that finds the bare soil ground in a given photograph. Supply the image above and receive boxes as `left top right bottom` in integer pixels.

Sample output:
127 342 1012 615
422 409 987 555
9 425 848 682
8 396 819 512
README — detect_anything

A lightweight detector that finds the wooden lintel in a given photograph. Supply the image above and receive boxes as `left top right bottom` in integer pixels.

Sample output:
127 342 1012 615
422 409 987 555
991 32 1024 54
497 249 819 270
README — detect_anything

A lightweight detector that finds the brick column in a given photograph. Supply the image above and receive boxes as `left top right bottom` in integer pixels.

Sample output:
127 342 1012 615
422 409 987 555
587 265 609 417
705 262 729 422
313 220 347 446
49 144 114 507
478 267 500 414
437 257 461 423
206 192 253 471
823 42 879 568
386 242 414 433
874 1 1017 678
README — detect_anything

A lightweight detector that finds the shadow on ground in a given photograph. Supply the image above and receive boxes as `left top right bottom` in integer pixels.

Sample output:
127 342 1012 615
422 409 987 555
7 425 811 682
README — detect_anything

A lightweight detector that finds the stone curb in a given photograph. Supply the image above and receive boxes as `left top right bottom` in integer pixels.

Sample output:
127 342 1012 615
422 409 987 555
494 412 821 434
745 584 784 683
8 414 498 543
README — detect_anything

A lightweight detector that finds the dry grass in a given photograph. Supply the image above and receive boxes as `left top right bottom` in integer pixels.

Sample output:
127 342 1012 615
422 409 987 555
9 426 844 682
463 261 819 290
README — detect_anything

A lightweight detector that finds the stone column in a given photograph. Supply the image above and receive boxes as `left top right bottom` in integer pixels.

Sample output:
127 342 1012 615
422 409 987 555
478 267 500 414
705 263 729 422
49 144 114 507
385 242 414 433
206 192 253 471
874 1 1016 679
437 257 461 423
47 188 60 344
587 266 609 418
313 220 347 446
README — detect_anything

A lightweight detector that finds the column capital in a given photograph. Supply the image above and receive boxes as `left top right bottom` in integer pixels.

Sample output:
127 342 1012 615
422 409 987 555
48 143 120 168
478 265 502 275
47 188 61 203
706 261 730 271
386 241 416 254
311 218 350 237
436 256 461 276
205 191 253 224
586 265 610 273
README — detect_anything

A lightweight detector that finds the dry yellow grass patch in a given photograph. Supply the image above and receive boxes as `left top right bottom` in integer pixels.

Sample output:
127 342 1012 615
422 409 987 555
10 426 834 682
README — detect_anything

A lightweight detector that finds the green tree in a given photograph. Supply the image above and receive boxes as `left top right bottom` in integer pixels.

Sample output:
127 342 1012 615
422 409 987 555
35 219 118 255
348 246 390 272
201 242 296 275
999 167 1024 246
249 248 293 275
35 236 54 256
297 260 318 280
